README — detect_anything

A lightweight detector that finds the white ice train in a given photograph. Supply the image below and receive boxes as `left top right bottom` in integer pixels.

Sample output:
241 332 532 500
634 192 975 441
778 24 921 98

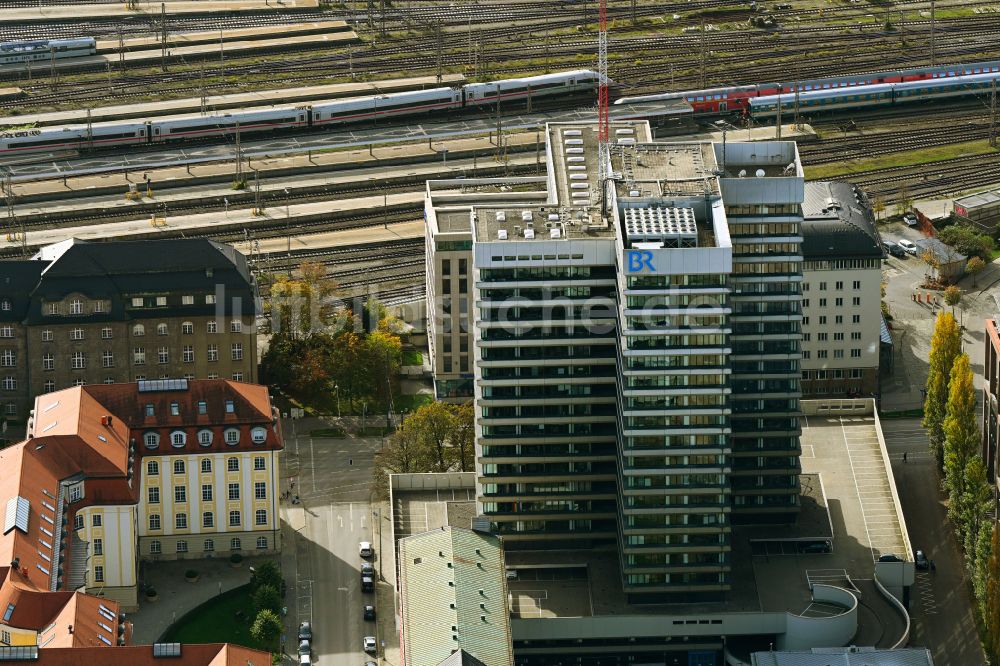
0 38 97 65
0 70 600 155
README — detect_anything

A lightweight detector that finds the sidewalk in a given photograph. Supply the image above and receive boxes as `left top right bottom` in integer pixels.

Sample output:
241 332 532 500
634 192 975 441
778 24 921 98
374 500 400 666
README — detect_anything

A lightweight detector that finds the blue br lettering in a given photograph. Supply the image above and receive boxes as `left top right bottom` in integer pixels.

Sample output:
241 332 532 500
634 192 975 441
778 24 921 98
627 250 654 272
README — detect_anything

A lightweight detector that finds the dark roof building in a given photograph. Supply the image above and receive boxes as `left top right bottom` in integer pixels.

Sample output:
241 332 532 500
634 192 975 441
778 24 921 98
801 181 885 261
0 238 260 422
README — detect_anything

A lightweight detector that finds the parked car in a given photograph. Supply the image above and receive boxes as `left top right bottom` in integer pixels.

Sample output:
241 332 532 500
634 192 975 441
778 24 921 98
299 655 311 666
897 239 918 255
363 636 377 654
802 541 831 554
915 549 930 570
361 562 375 576
361 574 374 593
903 213 918 227
883 240 906 258
298 640 311 656
878 553 903 563
298 622 312 641
359 541 373 558
364 605 376 621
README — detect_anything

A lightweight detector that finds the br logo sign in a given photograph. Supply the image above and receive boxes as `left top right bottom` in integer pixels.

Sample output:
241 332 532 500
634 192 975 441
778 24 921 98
626 250 654 273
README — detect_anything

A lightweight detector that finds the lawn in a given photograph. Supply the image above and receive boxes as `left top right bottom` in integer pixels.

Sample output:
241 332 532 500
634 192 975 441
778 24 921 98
395 393 435 412
161 584 273 653
402 350 424 366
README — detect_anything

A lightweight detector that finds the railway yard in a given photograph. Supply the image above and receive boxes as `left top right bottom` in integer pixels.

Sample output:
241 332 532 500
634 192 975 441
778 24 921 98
2 0 1000 306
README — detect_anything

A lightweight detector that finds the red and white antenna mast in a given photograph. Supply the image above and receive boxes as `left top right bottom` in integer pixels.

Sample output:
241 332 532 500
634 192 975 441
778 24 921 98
597 0 610 215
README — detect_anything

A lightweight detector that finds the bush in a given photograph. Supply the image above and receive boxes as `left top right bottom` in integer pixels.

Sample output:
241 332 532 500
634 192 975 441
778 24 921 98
939 225 994 260
230 553 244 564
252 584 281 615
145 587 157 597
185 569 198 579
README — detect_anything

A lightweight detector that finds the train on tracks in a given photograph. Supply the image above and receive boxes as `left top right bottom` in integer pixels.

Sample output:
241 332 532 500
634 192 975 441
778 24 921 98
0 38 96 65
616 60 1000 115
0 70 600 155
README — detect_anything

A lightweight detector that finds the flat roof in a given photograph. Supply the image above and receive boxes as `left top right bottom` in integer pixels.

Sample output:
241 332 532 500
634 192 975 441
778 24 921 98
611 142 720 198
955 188 1000 210
473 206 612 242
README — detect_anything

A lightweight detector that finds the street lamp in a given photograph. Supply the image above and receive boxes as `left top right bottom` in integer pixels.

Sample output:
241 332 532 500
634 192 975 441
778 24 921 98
333 384 341 419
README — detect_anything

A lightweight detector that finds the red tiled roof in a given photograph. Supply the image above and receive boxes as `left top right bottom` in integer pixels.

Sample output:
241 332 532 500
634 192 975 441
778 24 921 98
18 643 270 665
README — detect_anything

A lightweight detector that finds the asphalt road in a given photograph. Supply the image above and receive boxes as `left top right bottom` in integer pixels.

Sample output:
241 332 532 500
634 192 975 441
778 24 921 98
0 102 676 181
282 418 385 666
881 417 987 666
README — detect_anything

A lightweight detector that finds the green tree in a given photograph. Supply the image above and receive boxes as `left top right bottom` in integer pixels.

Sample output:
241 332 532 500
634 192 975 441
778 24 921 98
251 560 282 594
451 403 475 472
972 520 994 606
249 608 282 649
923 312 961 467
363 329 403 408
373 418 437 497
943 285 962 313
407 401 458 471
957 456 992 554
943 354 978 510
986 525 1000 661
266 261 337 339
328 330 367 411
939 225 995 260
966 256 986 287
252 584 281 615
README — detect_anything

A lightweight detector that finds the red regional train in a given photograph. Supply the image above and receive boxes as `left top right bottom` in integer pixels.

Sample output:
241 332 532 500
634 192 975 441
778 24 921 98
615 60 1000 114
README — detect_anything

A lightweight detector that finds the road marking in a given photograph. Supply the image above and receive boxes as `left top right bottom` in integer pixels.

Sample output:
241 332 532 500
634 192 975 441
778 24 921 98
309 437 316 493
350 502 355 532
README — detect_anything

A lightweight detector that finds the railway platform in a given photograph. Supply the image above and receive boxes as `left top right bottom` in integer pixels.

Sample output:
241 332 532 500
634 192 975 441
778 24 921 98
10 190 426 248
3 75 466 127
0 29 357 75
254 220 424 255
5 132 539 203
0 0 319 23
94 20 350 52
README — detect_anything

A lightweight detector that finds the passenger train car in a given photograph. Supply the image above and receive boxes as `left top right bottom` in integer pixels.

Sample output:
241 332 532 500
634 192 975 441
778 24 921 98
749 69 1000 119
0 70 600 155
0 38 96 65
615 60 1000 114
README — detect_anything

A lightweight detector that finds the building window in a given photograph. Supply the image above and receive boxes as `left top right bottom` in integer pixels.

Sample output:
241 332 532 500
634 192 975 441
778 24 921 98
851 331 862 340
0 350 15 367
150 540 161 555
834 332 844 341
175 514 188 529
207 321 217 334
182 295 194 305
94 301 106 313
183 346 194 363
850 368 863 379
92 514 101 527
42 329 53 342
133 324 144 336
207 344 218 362
852 280 861 290
74 515 83 531
158 347 169 364
817 350 828 359
256 536 268 550
802 333 811 342
47 303 58 315
73 379 85 387
149 515 161 530
143 432 160 449
835 298 843 307
254 457 265 471
852 314 861 324
207 373 218 380
1 377 14 391
227 457 239 472
94 566 104 583
201 459 212 473
255 509 267 526
157 323 168 336
70 328 84 341
203 539 214 552
225 428 239 445
101 327 112 339
229 511 241 527
181 322 194 335
41 354 54 371
254 482 266 500
148 487 160 504
43 380 55 393
835 316 843 324
818 333 827 342
819 282 827 290
3 404 12 416
852 297 861 306
206 295 216 305
102 350 114 368
231 320 242 333
818 316 826 325
131 298 143 308
198 430 213 446
174 460 185 474
231 538 241 551
834 349 844 358
203 512 214 528
231 343 243 361
0 327 10 339
819 298 827 308
833 369 845 379
225 400 235 413
104 377 114 384
156 297 167 307
176 541 188 554
228 484 240 501
851 349 862 358
202 485 213 502
232 371 243 382
93 538 103 556
174 486 187 503
197 401 207 414
134 347 146 365
251 427 267 444
147 461 159 475
0 300 10 311
71 351 86 369
835 281 843 290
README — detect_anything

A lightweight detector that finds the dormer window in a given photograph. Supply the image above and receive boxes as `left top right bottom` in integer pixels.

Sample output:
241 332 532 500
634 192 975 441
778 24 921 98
170 431 186 448
224 428 239 445
143 432 160 449
225 400 235 414
197 401 207 415
198 430 213 446
0 300 10 312
70 300 82 315
251 427 267 444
